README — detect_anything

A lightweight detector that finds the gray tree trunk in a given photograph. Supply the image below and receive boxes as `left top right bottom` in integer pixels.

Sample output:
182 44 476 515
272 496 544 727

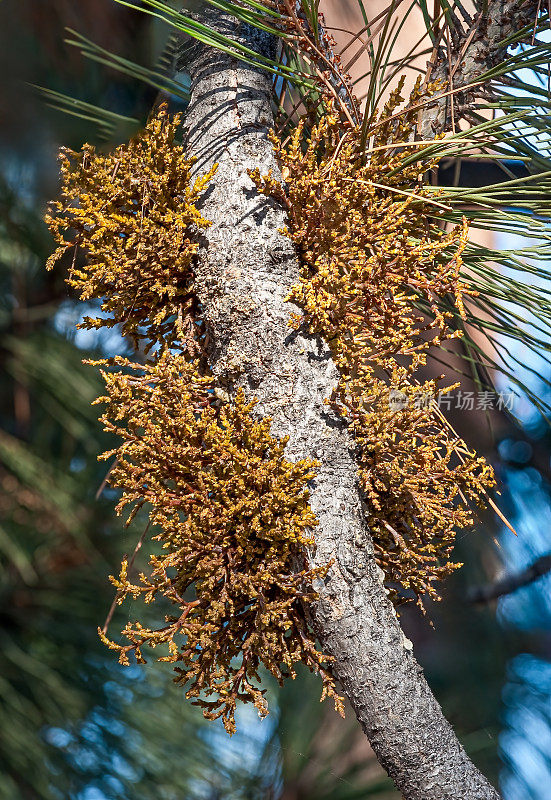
182 11 500 800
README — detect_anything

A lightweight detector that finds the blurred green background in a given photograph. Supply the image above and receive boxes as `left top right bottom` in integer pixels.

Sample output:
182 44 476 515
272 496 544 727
1 2 550 798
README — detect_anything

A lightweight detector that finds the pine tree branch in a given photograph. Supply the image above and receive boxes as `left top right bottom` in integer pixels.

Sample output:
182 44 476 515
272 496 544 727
182 9 499 799
420 0 542 135
468 553 551 603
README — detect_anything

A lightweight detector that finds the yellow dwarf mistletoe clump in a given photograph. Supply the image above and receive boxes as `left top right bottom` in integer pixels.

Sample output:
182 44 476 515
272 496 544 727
46 106 341 734
95 352 338 734
251 81 496 606
46 106 216 352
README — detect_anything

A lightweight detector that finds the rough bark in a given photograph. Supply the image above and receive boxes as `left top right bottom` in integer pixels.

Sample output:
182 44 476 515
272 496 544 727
182 11 500 800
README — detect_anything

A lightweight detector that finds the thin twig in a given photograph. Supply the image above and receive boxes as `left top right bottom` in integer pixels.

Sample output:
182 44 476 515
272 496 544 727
102 521 150 634
95 458 118 500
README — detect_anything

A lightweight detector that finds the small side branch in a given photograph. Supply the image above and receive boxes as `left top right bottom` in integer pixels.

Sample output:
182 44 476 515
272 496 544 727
420 0 544 135
467 553 551 604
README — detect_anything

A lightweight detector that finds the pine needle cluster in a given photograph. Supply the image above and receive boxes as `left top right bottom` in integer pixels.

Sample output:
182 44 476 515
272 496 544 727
251 81 495 606
46 107 340 733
